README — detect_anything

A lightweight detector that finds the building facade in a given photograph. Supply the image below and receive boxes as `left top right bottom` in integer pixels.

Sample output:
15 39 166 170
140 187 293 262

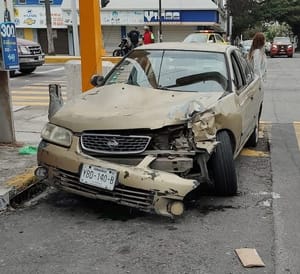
11 0 228 55
13 0 68 54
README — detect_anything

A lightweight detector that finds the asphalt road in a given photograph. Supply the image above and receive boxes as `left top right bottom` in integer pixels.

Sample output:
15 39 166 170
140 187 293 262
0 55 300 273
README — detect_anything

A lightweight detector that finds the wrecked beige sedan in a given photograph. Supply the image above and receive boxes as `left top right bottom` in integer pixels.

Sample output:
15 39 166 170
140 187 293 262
36 43 263 218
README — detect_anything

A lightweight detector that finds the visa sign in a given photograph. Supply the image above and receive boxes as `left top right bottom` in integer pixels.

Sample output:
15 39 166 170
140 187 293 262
144 10 180 22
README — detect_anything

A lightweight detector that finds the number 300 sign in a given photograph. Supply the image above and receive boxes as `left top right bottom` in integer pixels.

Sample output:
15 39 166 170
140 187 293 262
0 22 19 70
0 23 16 38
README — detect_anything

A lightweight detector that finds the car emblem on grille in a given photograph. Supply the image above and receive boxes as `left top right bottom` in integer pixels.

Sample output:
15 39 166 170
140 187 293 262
107 139 119 148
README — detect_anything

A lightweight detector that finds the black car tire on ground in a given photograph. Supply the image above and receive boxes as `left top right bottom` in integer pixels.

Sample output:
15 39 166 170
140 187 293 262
208 131 237 196
20 68 36 74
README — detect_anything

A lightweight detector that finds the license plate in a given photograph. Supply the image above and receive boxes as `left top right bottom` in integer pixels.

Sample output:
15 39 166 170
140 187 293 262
38 55 43 61
79 164 117 191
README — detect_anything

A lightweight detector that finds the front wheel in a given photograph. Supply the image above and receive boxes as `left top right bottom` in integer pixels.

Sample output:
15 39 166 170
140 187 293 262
112 49 121 56
208 131 237 195
19 68 36 74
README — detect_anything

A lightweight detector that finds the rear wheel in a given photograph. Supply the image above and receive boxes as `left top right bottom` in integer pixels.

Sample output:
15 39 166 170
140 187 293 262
208 131 237 195
20 68 36 74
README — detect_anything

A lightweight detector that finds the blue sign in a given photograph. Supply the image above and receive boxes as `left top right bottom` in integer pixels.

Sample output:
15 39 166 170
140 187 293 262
0 22 19 70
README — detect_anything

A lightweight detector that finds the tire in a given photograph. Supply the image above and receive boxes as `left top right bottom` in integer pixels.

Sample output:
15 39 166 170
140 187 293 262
20 68 36 74
9 70 15 77
113 49 121 57
246 117 259 147
208 131 237 195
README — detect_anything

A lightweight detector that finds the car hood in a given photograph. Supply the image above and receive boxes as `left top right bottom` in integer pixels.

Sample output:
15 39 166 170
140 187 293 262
17 38 39 46
273 42 291 46
50 84 223 132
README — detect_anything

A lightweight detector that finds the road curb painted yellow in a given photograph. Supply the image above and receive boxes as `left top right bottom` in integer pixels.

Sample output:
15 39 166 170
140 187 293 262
0 167 37 210
240 148 269 157
5 167 36 193
45 56 121 64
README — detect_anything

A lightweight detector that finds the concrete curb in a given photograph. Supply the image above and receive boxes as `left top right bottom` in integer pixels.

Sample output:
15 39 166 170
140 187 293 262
0 167 37 210
45 55 121 64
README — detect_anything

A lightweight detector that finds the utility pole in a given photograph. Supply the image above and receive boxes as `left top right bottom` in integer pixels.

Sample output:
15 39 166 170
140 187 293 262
71 0 79 56
0 2 16 144
0 71 15 143
45 0 55 55
158 0 162 42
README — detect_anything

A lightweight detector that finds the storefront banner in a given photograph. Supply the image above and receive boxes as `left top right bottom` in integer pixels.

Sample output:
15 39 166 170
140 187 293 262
102 11 144 25
14 6 66 29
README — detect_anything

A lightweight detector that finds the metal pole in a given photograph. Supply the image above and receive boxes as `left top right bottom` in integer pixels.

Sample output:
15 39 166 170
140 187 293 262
158 0 162 42
71 0 80 56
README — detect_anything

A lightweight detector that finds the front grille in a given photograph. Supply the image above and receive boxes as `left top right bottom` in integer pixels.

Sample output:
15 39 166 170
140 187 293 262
81 133 151 155
52 169 154 209
29 46 42 55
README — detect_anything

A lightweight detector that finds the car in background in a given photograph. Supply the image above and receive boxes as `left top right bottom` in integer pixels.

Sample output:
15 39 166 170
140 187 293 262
183 31 227 44
36 42 263 218
270 36 294 58
239 39 252 57
10 38 45 76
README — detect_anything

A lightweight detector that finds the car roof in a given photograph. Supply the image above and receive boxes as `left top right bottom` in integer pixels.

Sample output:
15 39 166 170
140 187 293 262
137 42 232 53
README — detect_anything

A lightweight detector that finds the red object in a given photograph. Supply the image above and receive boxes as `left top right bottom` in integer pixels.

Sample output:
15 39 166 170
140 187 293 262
143 31 154 44
270 37 294 58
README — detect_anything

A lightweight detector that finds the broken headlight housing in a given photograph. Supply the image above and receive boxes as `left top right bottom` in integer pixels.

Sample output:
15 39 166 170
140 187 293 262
41 123 73 147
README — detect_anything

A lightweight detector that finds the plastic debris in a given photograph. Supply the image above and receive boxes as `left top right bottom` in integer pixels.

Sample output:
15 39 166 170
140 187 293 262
18 146 38 155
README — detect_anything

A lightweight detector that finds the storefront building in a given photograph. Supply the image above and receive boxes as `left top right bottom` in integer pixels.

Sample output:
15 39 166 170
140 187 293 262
61 0 227 54
12 0 227 55
13 0 69 54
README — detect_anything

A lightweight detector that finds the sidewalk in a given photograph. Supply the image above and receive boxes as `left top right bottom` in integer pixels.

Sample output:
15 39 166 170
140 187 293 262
0 106 48 210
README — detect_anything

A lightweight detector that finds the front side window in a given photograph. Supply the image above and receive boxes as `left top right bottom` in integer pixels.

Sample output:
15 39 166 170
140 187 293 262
105 50 229 92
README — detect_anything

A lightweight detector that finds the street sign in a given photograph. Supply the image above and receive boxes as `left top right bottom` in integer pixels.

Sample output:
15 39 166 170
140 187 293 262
0 22 19 70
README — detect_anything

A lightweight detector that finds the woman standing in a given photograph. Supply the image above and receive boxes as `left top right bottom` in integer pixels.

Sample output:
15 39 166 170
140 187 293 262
248 32 267 81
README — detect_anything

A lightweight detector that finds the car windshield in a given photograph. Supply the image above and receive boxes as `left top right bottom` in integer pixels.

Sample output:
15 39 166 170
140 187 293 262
273 37 291 43
183 33 208 43
105 49 229 92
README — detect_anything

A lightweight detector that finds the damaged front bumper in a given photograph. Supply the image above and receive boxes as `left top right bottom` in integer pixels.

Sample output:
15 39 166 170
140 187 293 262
36 137 200 218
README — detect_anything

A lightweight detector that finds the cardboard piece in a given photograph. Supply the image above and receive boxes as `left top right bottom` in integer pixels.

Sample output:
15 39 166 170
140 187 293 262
235 248 265 268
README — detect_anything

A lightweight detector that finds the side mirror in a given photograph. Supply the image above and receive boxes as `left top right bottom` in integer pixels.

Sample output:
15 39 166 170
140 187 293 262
90 75 105 87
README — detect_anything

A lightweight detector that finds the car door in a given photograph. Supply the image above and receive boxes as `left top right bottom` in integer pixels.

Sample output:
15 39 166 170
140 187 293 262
230 50 259 148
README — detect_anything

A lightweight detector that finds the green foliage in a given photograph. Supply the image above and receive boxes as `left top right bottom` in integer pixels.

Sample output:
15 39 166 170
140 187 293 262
226 0 300 39
264 23 292 41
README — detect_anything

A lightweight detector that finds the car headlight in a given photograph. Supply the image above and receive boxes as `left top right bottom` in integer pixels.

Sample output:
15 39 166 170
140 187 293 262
272 45 277 49
41 123 73 147
288 45 293 48
18 45 31 55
